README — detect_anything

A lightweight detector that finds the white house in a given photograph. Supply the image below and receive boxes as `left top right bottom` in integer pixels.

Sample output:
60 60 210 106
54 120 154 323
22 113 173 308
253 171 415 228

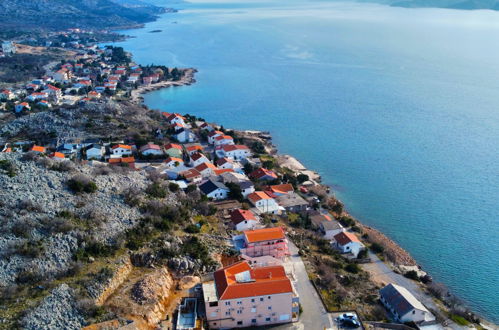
215 157 234 169
380 283 435 324
164 157 184 169
239 180 255 198
199 180 229 200
175 128 196 143
218 145 252 161
213 134 234 146
140 143 163 156
321 221 345 240
86 144 104 160
230 209 259 231
332 232 365 258
190 152 210 167
207 130 224 144
15 102 30 113
248 191 280 214
111 144 133 156
195 162 217 177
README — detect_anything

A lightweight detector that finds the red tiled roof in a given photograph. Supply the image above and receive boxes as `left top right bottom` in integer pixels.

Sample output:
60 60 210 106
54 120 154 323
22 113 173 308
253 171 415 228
190 152 206 161
186 145 203 152
215 157 232 166
248 191 272 204
165 143 182 150
165 157 183 164
208 130 223 137
250 168 277 180
30 145 45 153
214 261 292 300
334 231 360 245
195 162 216 172
222 144 249 152
244 227 285 243
231 209 256 225
180 168 201 179
112 144 132 150
214 169 234 175
268 184 294 194
215 135 233 141
50 152 65 159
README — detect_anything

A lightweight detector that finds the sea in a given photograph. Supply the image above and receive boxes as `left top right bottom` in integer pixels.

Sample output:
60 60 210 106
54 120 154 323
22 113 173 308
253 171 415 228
111 0 499 322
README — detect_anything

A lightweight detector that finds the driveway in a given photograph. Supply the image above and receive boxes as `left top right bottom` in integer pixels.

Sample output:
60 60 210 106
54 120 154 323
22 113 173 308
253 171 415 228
270 241 333 330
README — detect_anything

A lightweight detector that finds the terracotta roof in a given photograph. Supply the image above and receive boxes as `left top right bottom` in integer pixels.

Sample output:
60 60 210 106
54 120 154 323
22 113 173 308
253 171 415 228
248 191 272 204
165 157 183 164
140 143 161 152
244 227 285 243
250 168 277 180
186 145 203 152
213 261 292 300
268 183 294 194
112 144 131 150
121 157 135 163
180 169 201 179
30 145 46 153
165 143 182 150
195 162 217 172
215 135 233 141
334 231 360 245
47 84 60 91
222 144 249 152
215 157 232 166
50 152 65 159
190 152 206 161
108 158 121 164
231 209 256 225
208 130 223 137
214 169 234 175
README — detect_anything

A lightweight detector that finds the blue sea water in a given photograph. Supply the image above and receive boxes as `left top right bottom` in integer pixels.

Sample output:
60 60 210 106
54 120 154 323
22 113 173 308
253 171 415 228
112 0 499 322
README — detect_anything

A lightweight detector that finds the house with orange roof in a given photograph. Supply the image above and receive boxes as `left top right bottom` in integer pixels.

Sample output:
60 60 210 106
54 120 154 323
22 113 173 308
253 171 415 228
15 102 30 113
195 162 217 177
266 184 294 196
238 227 289 259
109 156 135 168
250 168 278 181
231 209 259 231
217 144 251 161
185 144 203 156
139 143 163 156
332 231 365 258
180 168 202 183
199 122 214 132
88 91 101 99
190 152 209 167
207 130 224 144
30 145 46 153
0 89 14 100
164 157 184 168
49 152 66 160
215 157 233 169
174 128 196 143
164 143 183 158
247 191 279 214
213 134 234 146
203 260 299 329
111 144 132 156
166 113 186 126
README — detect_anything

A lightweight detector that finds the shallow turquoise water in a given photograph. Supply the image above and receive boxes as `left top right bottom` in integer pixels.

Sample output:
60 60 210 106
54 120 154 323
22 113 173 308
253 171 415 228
112 0 499 322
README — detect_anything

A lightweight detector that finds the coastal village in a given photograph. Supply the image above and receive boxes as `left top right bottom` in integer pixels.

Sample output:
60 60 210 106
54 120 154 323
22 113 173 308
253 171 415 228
0 31 490 330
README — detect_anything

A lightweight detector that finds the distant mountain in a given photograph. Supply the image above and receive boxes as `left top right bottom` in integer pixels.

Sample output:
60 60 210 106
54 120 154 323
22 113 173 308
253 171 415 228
0 0 167 31
382 0 499 10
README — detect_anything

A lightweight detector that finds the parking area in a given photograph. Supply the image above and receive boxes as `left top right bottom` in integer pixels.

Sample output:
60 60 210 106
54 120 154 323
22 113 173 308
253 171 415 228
330 311 363 330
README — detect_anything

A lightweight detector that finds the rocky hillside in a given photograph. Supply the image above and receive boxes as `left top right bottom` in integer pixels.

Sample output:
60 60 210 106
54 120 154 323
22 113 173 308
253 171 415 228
0 0 166 31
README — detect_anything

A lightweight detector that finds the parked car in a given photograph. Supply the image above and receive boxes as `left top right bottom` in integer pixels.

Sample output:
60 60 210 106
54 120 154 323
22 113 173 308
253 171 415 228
337 313 360 328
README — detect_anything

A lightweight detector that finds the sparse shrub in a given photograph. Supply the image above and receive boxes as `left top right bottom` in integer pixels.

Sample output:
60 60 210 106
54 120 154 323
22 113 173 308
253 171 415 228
370 242 384 254
11 221 33 238
74 241 117 261
21 151 39 162
17 199 43 212
344 263 360 274
16 269 42 284
16 240 45 258
0 159 17 177
51 161 75 172
185 224 200 233
297 173 309 184
168 182 179 192
67 175 97 193
145 182 167 198
92 165 111 176
339 216 355 227
123 186 143 206
185 184 197 193
357 249 368 259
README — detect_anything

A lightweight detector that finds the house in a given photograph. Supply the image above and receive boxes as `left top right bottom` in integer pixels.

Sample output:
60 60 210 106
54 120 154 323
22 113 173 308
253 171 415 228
207 130 224 144
164 157 184 168
37 100 51 108
49 152 66 160
30 145 46 153
26 92 48 102
267 184 294 196
109 156 136 168
166 113 186 126
139 143 163 156
250 168 278 181
185 145 203 155
190 152 209 167
111 144 133 156
332 232 365 258
218 145 251 161
239 180 255 198
380 283 435 324
175 128 196 143
203 261 299 329
239 227 289 259
248 191 279 214
52 69 70 83
275 193 308 213
320 221 344 240
199 122 214 131
0 90 14 100
231 209 259 231
86 144 104 160
199 180 230 200
164 143 183 158
195 162 217 177
216 157 234 169
309 210 333 228
44 84 62 100
15 102 30 113
88 91 101 99
214 134 234 146
180 168 202 183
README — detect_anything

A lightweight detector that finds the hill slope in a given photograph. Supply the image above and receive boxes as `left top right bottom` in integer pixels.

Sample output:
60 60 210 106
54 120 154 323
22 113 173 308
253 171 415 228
0 0 165 31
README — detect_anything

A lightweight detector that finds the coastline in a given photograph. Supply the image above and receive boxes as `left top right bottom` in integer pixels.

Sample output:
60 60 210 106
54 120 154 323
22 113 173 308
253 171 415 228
136 84 497 329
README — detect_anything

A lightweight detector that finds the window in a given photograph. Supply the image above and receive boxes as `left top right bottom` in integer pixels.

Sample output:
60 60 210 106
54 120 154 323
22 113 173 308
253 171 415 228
237 310 242 314
225 301 231 306
413 310 416 314
266 318 271 322
237 321 243 325
225 311 231 316
251 298 255 303
251 319 257 323
237 301 242 305
268 306 272 310
260 298 264 302
209 302 218 307
268 296 271 299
